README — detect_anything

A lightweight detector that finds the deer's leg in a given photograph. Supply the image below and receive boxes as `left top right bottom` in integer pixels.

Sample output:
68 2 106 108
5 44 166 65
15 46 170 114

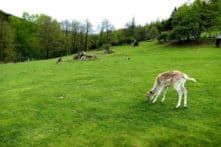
181 85 188 107
161 87 168 103
152 87 164 103
174 84 183 108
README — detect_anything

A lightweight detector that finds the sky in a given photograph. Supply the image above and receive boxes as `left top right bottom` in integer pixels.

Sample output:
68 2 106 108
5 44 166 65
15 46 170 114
0 0 193 29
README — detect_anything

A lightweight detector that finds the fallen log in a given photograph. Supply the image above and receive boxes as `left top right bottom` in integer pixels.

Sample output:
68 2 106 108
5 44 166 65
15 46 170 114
74 51 97 61
56 57 63 64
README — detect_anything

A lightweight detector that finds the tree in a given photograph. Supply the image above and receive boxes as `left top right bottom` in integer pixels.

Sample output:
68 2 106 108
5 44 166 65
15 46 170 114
10 12 44 61
22 13 41 59
170 0 219 42
61 20 71 55
171 3 201 41
101 19 114 44
206 0 221 32
147 25 159 39
37 15 64 58
70 20 80 53
98 27 105 47
111 29 124 45
100 19 114 53
0 15 15 62
22 12 38 23
84 19 92 51
125 17 136 40
78 23 85 53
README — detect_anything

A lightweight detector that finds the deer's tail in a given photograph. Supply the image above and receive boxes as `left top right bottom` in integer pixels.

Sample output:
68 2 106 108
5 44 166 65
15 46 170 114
184 74 196 82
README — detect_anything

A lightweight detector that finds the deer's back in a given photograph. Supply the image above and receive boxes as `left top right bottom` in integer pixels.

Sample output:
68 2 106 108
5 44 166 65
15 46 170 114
156 71 184 86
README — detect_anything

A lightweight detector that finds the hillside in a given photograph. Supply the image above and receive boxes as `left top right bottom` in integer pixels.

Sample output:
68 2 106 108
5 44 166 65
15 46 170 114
0 42 221 146
0 10 12 20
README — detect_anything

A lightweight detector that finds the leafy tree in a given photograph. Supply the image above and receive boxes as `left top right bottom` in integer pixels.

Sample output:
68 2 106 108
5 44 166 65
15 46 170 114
37 15 64 58
135 25 147 41
111 29 124 45
22 13 41 57
10 13 42 61
171 3 200 41
208 0 221 32
158 31 170 42
61 20 71 55
0 16 15 62
146 25 159 39
170 0 220 41
88 34 99 49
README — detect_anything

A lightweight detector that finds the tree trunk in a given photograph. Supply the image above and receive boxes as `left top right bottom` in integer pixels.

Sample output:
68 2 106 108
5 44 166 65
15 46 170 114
46 49 49 59
73 33 77 53
79 31 83 53
74 51 97 60
84 25 89 51
84 33 88 51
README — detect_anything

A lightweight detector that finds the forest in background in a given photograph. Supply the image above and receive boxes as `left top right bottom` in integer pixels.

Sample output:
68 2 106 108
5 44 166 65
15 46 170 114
0 0 220 63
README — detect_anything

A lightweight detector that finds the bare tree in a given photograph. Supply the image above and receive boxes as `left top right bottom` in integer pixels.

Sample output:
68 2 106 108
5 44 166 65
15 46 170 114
61 20 71 55
125 17 136 39
101 19 114 44
100 19 114 53
70 20 80 53
78 23 85 53
84 19 92 51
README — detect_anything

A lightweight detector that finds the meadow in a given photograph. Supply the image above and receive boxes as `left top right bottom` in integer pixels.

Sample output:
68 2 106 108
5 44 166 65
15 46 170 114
0 42 221 146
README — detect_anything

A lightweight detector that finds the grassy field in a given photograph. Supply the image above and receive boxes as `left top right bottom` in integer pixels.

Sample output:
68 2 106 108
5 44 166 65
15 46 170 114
0 42 221 146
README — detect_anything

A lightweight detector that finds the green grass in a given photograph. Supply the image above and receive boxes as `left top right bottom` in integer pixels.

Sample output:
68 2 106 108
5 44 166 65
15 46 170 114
0 42 221 146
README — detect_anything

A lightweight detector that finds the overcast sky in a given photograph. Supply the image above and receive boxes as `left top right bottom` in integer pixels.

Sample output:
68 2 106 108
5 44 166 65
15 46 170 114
0 0 192 29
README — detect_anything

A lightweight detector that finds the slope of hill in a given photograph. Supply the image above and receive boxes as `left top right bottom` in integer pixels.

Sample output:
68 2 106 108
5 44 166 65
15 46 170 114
0 10 12 21
0 42 221 146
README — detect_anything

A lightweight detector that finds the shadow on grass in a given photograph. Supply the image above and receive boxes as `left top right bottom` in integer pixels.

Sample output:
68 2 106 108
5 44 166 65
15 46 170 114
112 100 192 131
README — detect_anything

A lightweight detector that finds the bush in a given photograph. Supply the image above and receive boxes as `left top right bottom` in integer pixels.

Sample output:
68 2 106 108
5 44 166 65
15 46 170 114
158 31 171 43
121 37 134 44
111 40 122 46
102 43 114 54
